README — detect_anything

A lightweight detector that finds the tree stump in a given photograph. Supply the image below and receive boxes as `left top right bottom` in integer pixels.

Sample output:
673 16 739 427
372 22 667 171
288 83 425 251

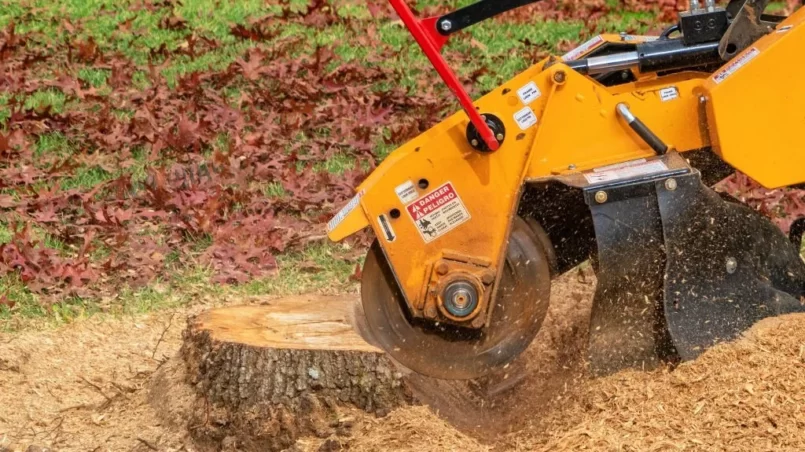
177 295 412 451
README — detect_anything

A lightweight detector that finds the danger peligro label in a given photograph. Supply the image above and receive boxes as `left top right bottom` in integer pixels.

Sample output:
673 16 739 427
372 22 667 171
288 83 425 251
406 182 471 243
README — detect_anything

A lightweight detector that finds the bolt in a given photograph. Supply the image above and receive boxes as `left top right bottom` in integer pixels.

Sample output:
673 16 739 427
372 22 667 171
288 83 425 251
471 139 479 147
553 70 567 84
481 271 495 285
435 262 449 275
699 95 708 104
472 316 485 328
726 257 738 274
425 305 438 318
594 191 608 204
665 178 678 191
568 164 577 170
496 133 505 142
452 293 470 309
440 20 452 31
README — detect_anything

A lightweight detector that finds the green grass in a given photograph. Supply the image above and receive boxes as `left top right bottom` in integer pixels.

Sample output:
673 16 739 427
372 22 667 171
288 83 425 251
0 242 358 331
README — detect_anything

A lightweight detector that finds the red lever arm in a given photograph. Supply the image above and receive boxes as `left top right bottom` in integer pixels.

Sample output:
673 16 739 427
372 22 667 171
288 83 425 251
388 0 500 151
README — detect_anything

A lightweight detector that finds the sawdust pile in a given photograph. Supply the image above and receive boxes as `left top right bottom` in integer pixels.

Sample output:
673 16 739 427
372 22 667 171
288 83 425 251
3 280 805 451
350 313 805 451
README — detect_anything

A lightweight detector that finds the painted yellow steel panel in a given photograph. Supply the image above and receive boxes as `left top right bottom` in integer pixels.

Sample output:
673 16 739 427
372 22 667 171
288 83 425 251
705 9 805 188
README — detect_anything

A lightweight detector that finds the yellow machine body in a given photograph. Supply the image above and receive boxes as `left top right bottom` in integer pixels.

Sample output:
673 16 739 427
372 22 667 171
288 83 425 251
327 9 805 323
705 10 805 188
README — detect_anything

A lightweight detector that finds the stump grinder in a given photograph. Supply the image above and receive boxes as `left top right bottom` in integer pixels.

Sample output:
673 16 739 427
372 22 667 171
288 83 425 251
327 0 805 379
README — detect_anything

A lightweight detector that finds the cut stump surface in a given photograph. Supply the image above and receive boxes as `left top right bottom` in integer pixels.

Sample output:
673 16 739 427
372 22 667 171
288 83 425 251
175 295 412 451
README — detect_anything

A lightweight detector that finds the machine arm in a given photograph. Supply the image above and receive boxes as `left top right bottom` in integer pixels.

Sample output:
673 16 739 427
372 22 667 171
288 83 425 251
388 0 541 152
436 0 542 37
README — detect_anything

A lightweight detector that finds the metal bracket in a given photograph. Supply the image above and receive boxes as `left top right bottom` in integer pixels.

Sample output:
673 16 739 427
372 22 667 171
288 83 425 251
387 0 502 151
719 0 773 59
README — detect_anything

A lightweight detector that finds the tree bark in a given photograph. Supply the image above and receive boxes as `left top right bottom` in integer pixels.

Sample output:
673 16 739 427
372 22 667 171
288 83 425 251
176 295 412 451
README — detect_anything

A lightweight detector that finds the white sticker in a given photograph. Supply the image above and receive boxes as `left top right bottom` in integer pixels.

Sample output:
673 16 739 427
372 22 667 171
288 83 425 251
562 35 604 61
406 182 470 244
713 47 760 84
326 190 364 232
593 158 647 172
517 81 541 105
777 25 793 33
659 86 679 102
377 214 396 242
513 107 538 131
584 160 669 184
621 34 660 42
395 180 418 204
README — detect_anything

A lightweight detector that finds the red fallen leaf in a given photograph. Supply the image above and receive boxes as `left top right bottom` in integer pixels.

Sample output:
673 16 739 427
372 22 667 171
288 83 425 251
234 49 267 80
0 293 14 309
61 19 75 34
0 131 9 155
71 36 99 63
160 12 187 30
349 262 362 282
30 205 59 223
109 60 133 89
0 195 14 208
116 17 134 32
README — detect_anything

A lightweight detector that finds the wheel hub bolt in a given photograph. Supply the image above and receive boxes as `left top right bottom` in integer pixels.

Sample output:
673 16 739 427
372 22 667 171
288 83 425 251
442 280 479 319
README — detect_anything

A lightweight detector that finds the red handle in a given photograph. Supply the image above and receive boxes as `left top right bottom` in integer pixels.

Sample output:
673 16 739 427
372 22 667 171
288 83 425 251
388 0 500 151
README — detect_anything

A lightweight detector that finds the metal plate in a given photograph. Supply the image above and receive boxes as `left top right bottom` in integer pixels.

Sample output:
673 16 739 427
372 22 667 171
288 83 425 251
586 180 675 375
658 174 805 359
360 217 551 380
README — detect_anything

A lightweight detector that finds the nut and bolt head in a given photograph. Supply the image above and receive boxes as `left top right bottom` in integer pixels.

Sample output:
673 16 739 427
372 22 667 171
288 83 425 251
553 70 567 84
594 191 608 204
496 133 505 142
726 257 738 274
481 271 496 285
568 164 577 170
435 262 449 275
425 305 438 318
471 316 485 328
471 139 479 147
440 20 452 31
665 178 678 191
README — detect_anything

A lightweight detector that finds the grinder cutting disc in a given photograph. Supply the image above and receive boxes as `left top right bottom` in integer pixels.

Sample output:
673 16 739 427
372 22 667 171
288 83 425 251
360 217 551 380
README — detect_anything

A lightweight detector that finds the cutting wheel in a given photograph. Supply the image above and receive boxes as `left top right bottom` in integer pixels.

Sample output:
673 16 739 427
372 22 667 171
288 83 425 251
360 216 552 380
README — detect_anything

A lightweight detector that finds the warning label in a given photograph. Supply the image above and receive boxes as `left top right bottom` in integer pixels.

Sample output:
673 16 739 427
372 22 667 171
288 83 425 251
584 159 668 184
406 182 470 243
713 47 759 84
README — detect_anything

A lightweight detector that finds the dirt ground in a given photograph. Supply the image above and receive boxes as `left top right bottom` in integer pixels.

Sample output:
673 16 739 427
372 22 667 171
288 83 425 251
3 268 805 451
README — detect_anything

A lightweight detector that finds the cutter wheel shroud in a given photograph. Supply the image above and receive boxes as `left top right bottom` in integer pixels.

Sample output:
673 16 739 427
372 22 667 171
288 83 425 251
360 217 551 380
327 0 805 380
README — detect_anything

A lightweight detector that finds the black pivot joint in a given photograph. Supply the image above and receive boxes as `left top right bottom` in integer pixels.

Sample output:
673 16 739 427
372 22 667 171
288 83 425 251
467 114 505 153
